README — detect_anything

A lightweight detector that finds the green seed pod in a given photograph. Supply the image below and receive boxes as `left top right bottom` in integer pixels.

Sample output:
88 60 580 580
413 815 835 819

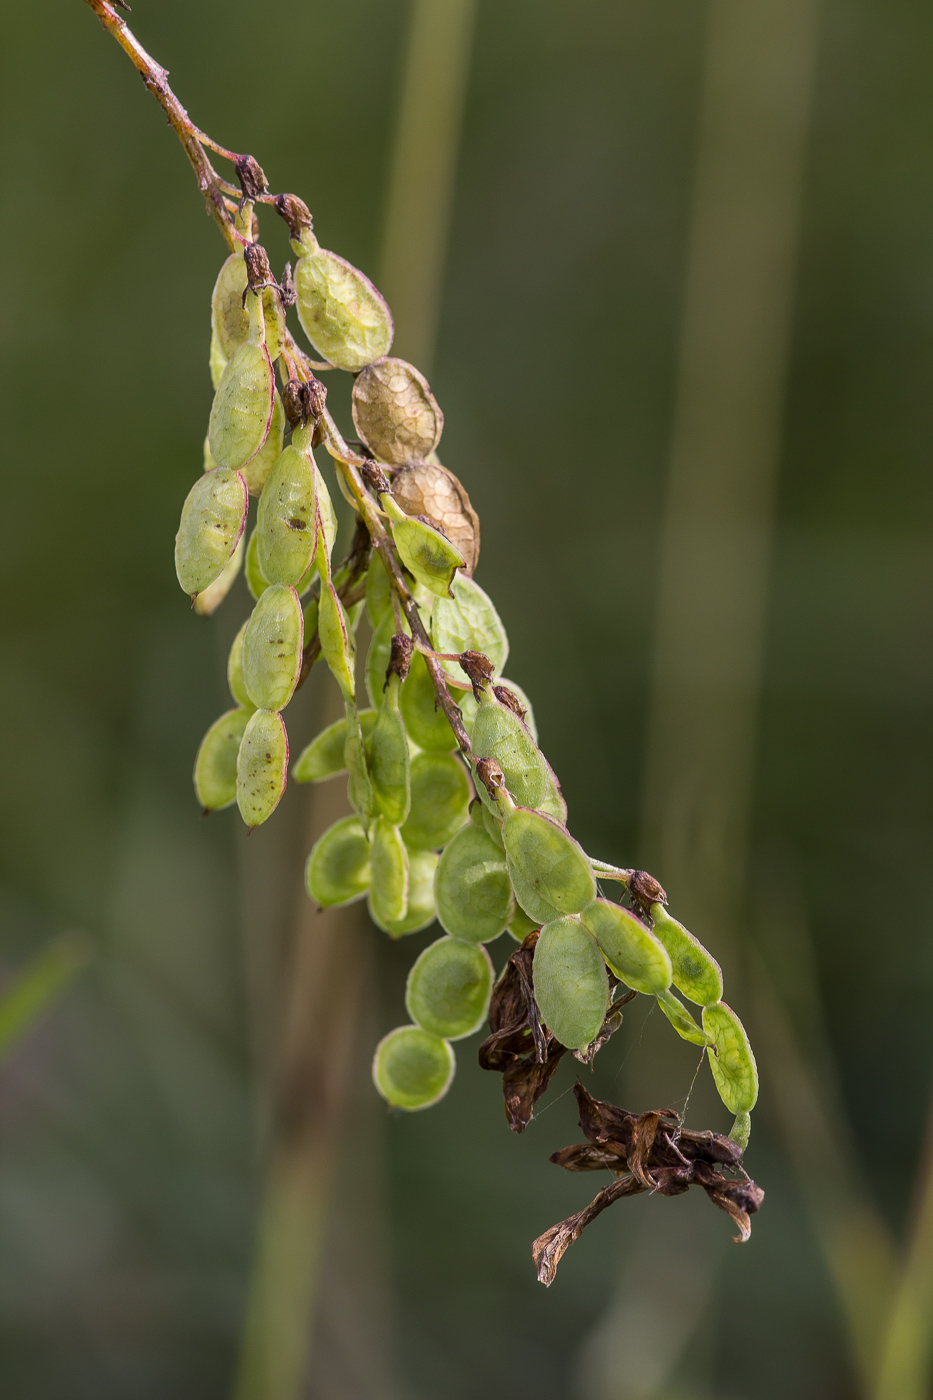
649 903 723 1007
193 531 244 617
370 848 438 937
580 898 672 995
365 551 393 628
241 584 304 712
203 432 218 473
481 805 505 850
292 709 376 783
245 529 269 600
236 708 289 829
390 462 479 576
406 936 493 1040
319 583 356 701
369 816 409 927
209 331 227 391
382 494 464 600
434 823 514 943
493 679 537 741
208 295 275 471
305 814 371 908
312 459 338 576
730 1112 752 1151
533 916 609 1051
193 706 252 811
509 905 540 941
226 620 253 709
401 752 471 851
365 609 410 709
703 1001 759 1114
255 443 318 586
399 650 458 752
343 700 374 828
368 674 411 824
211 250 286 362
471 686 548 814
431 574 509 688
372 1025 454 1111
295 241 393 371
303 595 319 642
351 357 444 466
240 390 286 497
175 466 248 599
537 760 568 824
656 987 711 1047
499 802 596 925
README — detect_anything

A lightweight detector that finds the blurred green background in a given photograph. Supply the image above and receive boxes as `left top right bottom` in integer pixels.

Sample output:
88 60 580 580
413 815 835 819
2 0 933 1396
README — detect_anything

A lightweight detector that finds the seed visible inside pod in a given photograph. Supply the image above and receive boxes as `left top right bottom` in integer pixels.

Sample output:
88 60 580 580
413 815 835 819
194 706 253 811
406 936 493 1040
293 709 377 783
399 650 459 752
175 467 248 599
431 574 509 688
649 903 723 1007
193 532 244 617
656 987 711 1046
703 1001 759 1114
211 250 286 362
580 898 672 995
401 752 472 851
369 816 409 926
318 582 356 701
305 814 371 907
372 1025 454 1111
434 822 514 943
471 685 548 814
226 620 253 709
352 356 444 465
533 916 609 1051
240 390 286 497
256 443 318 587
295 241 393 371
370 847 439 938
382 494 464 600
499 803 596 925
236 708 289 829
241 584 304 712
368 673 411 825
208 295 275 471
390 461 479 576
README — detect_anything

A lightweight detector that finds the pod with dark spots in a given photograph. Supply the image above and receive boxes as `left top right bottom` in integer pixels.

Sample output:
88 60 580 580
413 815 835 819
471 685 548 814
649 903 723 1007
656 987 711 1047
406 936 493 1040
240 390 286 497
236 708 289 829
390 462 479 576
305 815 371 908
241 584 304 712
399 650 458 752
580 898 672 996
431 574 509 688
211 250 286 363
295 238 393 371
730 1111 752 1151
368 673 411 825
175 466 248 598
533 916 609 1052
208 293 275 471
370 848 438 938
226 620 253 709
352 356 444 465
194 707 253 811
497 797 596 925
319 582 356 701
703 1002 759 1114
193 532 244 617
369 816 409 927
292 709 377 783
434 822 514 943
365 550 393 628
382 494 464 599
372 1025 454 1111
255 439 318 587
343 700 374 829
401 752 471 852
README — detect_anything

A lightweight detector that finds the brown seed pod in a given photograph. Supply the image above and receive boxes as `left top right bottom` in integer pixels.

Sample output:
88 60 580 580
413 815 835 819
352 356 444 465
390 461 480 576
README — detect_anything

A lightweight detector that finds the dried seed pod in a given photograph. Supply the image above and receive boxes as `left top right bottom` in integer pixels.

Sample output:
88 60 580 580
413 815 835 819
368 672 411 824
209 331 227 391
406 936 493 1041
208 293 275 471
372 1025 454 1111
471 686 548 814
351 357 444 465
382 494 464 599
319 582 356 701
580 899 672 995
211 250 286 362
703 1002 759 1114
236 708 289 829
193 532 244 617
226 620 253 709
533 916 609 1052
369 816 410 927
431 575 509 688
656 987 711 1047
305 815 371 907
343 700 374 829
498 798 596 925
649 904 723 1007
370 848 439 937
255 439 318 587
400 752 471 852
292 709 377 783
240 390 286 497
399 650 459 752
295 240 393 371
241 584 304 712
193 706 253 811
390 462 479 576
175 466 248 599
365 551 393 628
434 823 514 943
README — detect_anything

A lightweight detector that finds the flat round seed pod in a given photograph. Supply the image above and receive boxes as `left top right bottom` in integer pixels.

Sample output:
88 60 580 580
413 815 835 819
391 462 479 576
209 331 227 390
295 246 393 371
481 806 504 850
293 709 376 783
656 987 710 1046
471 689 548 814
365 551 393 628
306 815 371 908
368 677 411 825
241 390 286 497
352 357 444 465
369 817 409 926
256 443 318 586
370 848 438 937
537 761 568 824
226 620 252 709
175 467 248 599
494 678 537 741
435 823 514 943
501 808 595 924
245 529 269 600
193 532 244 617
319 583 356 701
372 1026 454 1111
212 251 286 362
533 916 609 1051
382 495 464 600
399 650 459 752
702 1001 759 1114
242 584 304 712
509 906 540 941
650 904 723 1007
431 575 509 688
194 707 253 811
365 609 401 709
401 752 471 851
313 461 338 574
406 937 493 1040
344 702 374 829
208 339 275 471
236 708 289 829
580 899 672 995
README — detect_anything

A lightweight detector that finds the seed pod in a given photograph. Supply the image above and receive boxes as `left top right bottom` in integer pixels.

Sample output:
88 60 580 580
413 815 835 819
435 823 514 943
212 250 286 362
319 582 356 701
382 494 464 599
481 805 505 850
399 649 458 752
255 442 318 586
240 390 286 497
293 708 377 783
351 357 444 465
365 551 393 628
226 620 252 709
730 1111 752 1151
236 708 289 829
431 575 509 688
649 903 723 1007
343 700 374 828
656 987 711 1047
537 760 568 824
245 529 269 600
305 814 371 907
499 802 596 925
702 1001 759 1114
391 461 480 577
208 295 275 471
175 467 248 599
372 1025 454 1111
209 331 227 391
471 686 548 814
295 241 393 371
406 936 493 1040
370 848 438 937
193 706 253 811
580 898 672 995
368 673 411 824
533 916 609 1051
193 532 244 617
241 584 304 712
401 752 471 851
365 609 410 709
493 679 537 741
509 906 539 941
369 817 409 927
313 460 338 574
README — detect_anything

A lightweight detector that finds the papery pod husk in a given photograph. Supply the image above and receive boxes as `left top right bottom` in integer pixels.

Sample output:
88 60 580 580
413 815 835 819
405 936 493 1041
580 898 672 996
368 674 411 825
236 708 289 829
703 1002 759 1114
319 583 356 701
352 357 444 466
399 649 459 752
650 903 723 1007
382 495 464 600
255 440 318 587
390 461 479 576
212 251 286 362
499 803 596 925
369 848 439 938
305 814 371 908
400 752 472 852
533 915 609 1052
431 574 509 688
365 551 393 628
193 532 244 617
471 687 548 814
295 241 393 371
175 466 248 598
434 822 514 944
344 700 374 828
240 390 286 497
208 299 275 472
227 620 253 709
369 816 409 927
656 987 711 1047
372 1025 454 1111
293 708 376 783
241 584 304 712
194 706 253 811
209 331 227 391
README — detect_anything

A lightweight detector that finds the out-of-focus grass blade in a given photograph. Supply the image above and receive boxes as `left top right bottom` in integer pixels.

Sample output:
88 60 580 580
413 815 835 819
0 931 93 1060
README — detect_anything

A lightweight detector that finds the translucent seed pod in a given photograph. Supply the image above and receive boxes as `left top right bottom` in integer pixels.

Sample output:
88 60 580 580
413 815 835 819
580 898 672 996
399 650 458 752
509 906 539 942
211 250 286 362
241 584 304 712
236 708 289 829
193 532 244 617
240 390 286 497
369 816 409 927
730 1112 752 1151
203 433 218 473
368 673 411 825
295 241 393 371
431 574 509 688
245 529 269 601
434 822 514 943
208 293 275 471
351 357 444 466
209 331 227 391
391 461 479 577
305 814 371 908
175 467 248 599
319 583 356 701
193 707 252 811
471 686 548 814
406 936 493 1040
381 495 464 600
400 752 471 851
656 987 711 1047
343 699 374 829
365 609 408 709
498 801 596 925
255 439 318 587
702 1001 759 1114
313 461 338 576
533 916 609 1051
372 1025 454 1111
649 903 723 1007
369 848 438 938
292 709 376 783
226 620 253 709
365 551 393 628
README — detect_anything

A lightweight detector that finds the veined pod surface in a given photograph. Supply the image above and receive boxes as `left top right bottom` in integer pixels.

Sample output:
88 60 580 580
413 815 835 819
226 620 252 709
370 848 438 937
175 467 248 599
209 331 227 391
382 495 464 600
193 532 244 617
399 650 458 752
500 804 596 925
471 688 548 813
369 817 409 926
255 442 318 586
391 462 479 577
435 822 514 943
236 708 289 829
245 529 269 601
581 899 672 995
703 1002 759 1114
319 583 356 701
650 904 723 1007
306 815 371 908
368 674 411 824
295 242 393 371
401 752 471 852
344 701 374 829
293 709 376 783
211 251 286 362
533 916 609 1052
365 551 393 628
240 390 286 497
538 760 568 824
431 575 509 688
208 303 275 471
241 584 303 712
406 936 493 1040
352 357 443 465
194 707 252 811
372 1026 454 1111
656 987 711 1047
